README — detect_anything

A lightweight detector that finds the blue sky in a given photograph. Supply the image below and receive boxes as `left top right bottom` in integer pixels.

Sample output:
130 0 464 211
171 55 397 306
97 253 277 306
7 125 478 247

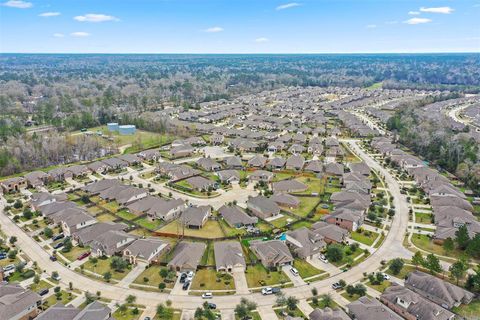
0 0 479 53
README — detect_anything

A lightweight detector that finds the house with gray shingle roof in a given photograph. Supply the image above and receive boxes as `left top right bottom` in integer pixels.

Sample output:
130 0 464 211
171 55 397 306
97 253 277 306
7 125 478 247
214 241 246 272
347 296 401 320
247 195 280 219
224 156 243 169
36 301 112 320
179 205 211 229
286 155 305 170
272 179 308 193
270 193 300 209
219 204 258 228
216 170 240 184
167 241 206 272
309 307 351 320
248 170 274 183
286 227 326 259
123 238 170 265
91 230 137 257
250 240 293 268
197 157 222 171
185 176 218 191
247 155 267 168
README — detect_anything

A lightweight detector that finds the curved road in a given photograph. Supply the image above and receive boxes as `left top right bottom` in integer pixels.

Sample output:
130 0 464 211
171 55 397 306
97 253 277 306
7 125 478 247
0 139 411 311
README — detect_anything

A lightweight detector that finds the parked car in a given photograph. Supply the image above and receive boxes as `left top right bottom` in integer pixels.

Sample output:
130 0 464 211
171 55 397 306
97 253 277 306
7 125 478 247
52 242 64 249
261 287 273 295
52 273 61 281
202 292 213 299
381 273 390 280
38 288 49 296
187 271 194 281
0 253 6 260
290 267 299 276
77 252 91 261
3 264 15 272
332 282 342 290
319 254 328 264
207 303 216 310
179 273 187 283
52 234 65 241
49 255 57 261
271 287 281 294
182 281 190 291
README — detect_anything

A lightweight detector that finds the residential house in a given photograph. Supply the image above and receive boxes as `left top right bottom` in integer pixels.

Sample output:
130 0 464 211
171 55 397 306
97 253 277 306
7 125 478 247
347 296 401 320
248 155 267 168
101 157 128 170
309 308 351 320
87 161 111 174
272 179 308 193
325 163 344 176
72 222 127 246
247 195 281 219
404 271 475 309
348 162 370 176
216 170 240 184
270 193 300 209
250 240 293 268
167 241 206 272
285 227 326 259
30 192 67 211
267 157 286 170
123 238 170 265
179 205 211 229
0 283 41 320
214 241 246 272
224 156 243 169
59 210 97 236
311 221 349 244
197 157 222 171
137 149 161 162
91 230 137 257
286 155 305 171
0 177 27 193
25 171 50 188
170 144 195 158
218 204 258 228
127 196 186 222
185 176 218 191
248 170 274 183
304 160 323 174
36 301 112 320
323 208 363 231
380 284 455 320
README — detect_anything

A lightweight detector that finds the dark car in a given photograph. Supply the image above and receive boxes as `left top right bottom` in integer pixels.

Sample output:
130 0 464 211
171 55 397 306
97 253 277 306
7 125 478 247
38 288 49 296
0 253 6 260
182 281 190 290
271 287 281 294
207 303 217 310
52 234 65 241
179 273 187 283
52 242 64 249
49 255 57 261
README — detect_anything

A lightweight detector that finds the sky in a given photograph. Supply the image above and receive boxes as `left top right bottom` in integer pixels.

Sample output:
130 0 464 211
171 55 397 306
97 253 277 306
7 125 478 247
0 0 479 53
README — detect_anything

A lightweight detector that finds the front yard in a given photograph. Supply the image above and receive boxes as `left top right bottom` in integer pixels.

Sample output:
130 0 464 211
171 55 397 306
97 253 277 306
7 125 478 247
190 269 235 291
293 259 324 279
245 264 290 288
351 230 379 246
82 256 131 281
133 265 176 289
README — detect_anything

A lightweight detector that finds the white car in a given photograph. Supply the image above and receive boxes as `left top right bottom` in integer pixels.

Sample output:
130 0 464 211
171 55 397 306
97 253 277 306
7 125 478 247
382 273 390 280
290 267 299 276
202 292 213 299
319 254 329 263
261 287 273 295
187 271 194 281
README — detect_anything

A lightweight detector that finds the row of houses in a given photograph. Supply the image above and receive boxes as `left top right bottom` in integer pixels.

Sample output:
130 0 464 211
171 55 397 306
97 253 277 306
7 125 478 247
371 137 480 242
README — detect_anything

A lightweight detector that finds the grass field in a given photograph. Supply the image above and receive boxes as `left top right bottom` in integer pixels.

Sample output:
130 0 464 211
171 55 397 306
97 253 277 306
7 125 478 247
293 259 324 279
96 213 118 222
29 280 53 292
117 209 139 221
158 220 224 239
42 290 75 308
292 197 319 217
411 234 461 259
270 214 297 228
245 264 290 288
366 280 392 293
351 230 379 246
274 306 305 319
200 241 216 266
61 246 90 262
135 217 163 231
190 269 235 290
452 300 480 319
83 256 130 281
133 265 176 289
415 212 433 224
292 176 322 195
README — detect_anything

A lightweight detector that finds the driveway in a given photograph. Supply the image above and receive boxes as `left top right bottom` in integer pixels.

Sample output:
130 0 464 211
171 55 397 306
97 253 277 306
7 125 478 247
117 262 147 288
282 265 306 287
232 270 249 294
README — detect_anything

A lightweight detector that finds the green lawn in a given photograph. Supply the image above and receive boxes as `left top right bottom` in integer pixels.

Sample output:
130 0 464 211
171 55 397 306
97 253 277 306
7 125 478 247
415 212 433 224
200 241 216 266
29 280 53 292
219 219 247 237
61 246 90 262
452 300 480 319
135 217 163 231
274 306 305 319
292 177 322 195
133 266 176 289
385 264 416 279
82 257 131 281
351 230 379 246
190 269 235 290
42 290 75 308
101 201 120 213
331 245 364 267
411 234 462 259
86 205 104 216
366 280 392 293
293 259 324 279
292 197 320 217
270 214 297 228
96 213 117 222
272 172 296 182
158 220 224 239
112 307 141 320
341 292 369 302
245 264 290 288
117 209 139 221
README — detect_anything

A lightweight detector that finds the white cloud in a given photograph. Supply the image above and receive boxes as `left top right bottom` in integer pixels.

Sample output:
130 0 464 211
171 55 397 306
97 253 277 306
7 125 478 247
404 17 432 25
255 37 269 43
408 11 420 15
366 24 377 29
204 26 223 33
276 2 300 10
2 0 32 8
74 13 119 22
70 32 90 37
39 12 60 17
420 6 454 14
53 33 64 38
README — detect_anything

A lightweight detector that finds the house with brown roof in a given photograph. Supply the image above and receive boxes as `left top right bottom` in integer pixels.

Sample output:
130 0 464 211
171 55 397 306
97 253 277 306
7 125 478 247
250 240 293 268
323 208 363 231
214 241 246 272
404 271 475 309
123 238 170 265
167 241 206 272
91 230 137 257
380 284 455 320
25 171 51 188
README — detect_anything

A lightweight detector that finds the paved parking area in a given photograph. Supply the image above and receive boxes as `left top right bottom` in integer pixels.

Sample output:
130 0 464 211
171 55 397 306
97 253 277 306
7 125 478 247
232 269 249 294
282 265 306 287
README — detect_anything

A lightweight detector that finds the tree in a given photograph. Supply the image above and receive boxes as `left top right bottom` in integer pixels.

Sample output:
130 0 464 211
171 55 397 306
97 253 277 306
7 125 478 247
389 258 404 276
449 258 469 285
234 303 248 318
33 275 40 284
345 285 356 296
326 244 344 262
62 238 73 252
455 225 470 250
22 208 33 220
465 266 480 294
338 279 346 288
43 227 53 238
103 272 112 282
354 283 367 297
9 236 17 245
286 296 299 310
110 256 128 272
412 251 424 269
126 295 136 304
194 307 204 319
466 234 480 259
425 254 442 274
118 304 127 315
320 294 333 308
443 237 455 253
13 200 22 209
